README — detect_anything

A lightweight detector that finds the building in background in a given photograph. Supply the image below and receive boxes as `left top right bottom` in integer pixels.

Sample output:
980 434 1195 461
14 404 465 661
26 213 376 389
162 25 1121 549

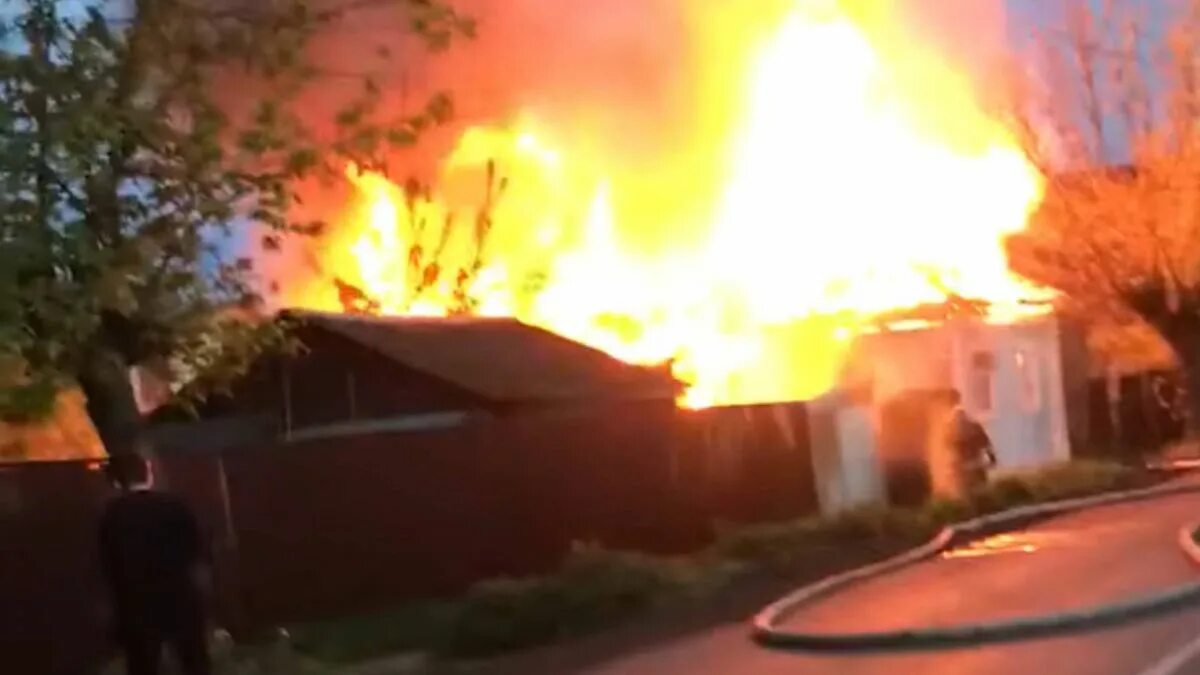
149 310 682 452
808 310 1074 512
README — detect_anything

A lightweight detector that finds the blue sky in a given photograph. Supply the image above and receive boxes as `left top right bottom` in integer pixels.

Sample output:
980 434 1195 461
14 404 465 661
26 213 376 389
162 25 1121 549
1005 0 1101 29
1004 0 1170 43
1005 0 1063 27
1002 0 1173 163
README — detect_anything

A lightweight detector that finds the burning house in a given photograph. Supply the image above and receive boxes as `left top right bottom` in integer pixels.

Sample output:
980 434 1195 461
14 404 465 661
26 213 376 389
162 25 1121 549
150 310 681 451
260 0 1046 414
207 2 1110 512
138 0 1102 521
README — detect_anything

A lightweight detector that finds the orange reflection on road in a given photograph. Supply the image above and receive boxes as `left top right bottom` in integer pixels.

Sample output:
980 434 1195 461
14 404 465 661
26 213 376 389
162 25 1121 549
942 533 1040 559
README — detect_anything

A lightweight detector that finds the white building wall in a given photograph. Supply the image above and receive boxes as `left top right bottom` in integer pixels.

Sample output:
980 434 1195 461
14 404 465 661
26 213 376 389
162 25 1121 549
950 316 1070 470
847 328 952 401
812 313 1073 513
806 392 886 515
835 405 885 507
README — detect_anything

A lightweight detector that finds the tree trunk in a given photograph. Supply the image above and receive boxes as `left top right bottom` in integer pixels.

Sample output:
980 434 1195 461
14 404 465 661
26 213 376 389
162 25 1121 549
77 347 144 457
1166 331 1200 440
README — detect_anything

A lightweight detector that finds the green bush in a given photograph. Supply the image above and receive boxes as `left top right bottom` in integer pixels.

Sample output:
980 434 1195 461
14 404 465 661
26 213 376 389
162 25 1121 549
969 476 1036 514
441 576 568 657
820 508 885 541
708 518 828 566
291 461 1144 665
947 462 1137 519
105 632 337 675
921 497 974 528
1016 461 1138 501
824 506 933 543
443 543 704 657
989 476 1037 505
290 602 454 664
707 507 935 573
711 462 1138 565
291 545 717 663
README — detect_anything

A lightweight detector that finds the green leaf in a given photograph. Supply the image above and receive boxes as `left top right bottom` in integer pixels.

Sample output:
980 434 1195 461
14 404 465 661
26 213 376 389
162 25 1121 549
336 105 365 129
0 377 59 423
96 272 139 316
0 0 474 438
387 127 417 148
426 92 454 125
285 147 319 175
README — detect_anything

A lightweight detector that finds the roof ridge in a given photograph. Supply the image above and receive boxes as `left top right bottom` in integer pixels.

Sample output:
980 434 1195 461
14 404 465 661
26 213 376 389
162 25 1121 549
281 308 519 326
288 310 682 403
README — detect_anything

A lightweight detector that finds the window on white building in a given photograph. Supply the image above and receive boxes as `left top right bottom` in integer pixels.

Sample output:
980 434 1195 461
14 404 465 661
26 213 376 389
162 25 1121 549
968 351 995 415
1015 349 1042 412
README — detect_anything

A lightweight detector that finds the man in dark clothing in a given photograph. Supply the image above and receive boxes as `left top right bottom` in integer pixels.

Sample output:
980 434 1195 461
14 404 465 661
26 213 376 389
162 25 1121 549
99 453 211 675
940 390 997 495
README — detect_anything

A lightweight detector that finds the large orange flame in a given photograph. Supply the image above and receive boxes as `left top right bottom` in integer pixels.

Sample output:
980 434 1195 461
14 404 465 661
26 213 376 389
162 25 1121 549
280 0 1047 408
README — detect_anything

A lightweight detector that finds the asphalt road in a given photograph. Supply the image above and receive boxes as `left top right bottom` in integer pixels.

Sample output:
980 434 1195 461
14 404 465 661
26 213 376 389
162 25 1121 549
571 488 1200 675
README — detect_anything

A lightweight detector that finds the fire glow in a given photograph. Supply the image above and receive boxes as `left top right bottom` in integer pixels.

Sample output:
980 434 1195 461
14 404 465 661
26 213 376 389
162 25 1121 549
278 0 1047 408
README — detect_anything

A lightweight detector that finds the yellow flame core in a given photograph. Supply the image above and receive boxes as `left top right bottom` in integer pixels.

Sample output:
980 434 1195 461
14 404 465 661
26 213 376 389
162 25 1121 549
285 1 1047 408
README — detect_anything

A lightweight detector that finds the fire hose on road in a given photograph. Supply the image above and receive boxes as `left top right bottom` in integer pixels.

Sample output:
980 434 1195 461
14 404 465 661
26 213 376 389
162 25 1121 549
752 481 1200 652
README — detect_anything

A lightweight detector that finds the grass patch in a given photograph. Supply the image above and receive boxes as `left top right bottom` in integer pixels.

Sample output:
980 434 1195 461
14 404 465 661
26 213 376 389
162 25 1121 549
707 507 932 573
288 461 1149 666
291 545 744 663
290 601 455 665
442 545 728 658
962 460 1141 519
103 632 336 675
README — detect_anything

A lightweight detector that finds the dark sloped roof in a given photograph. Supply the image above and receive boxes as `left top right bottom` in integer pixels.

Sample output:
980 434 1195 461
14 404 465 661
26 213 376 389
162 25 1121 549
284 310 682 403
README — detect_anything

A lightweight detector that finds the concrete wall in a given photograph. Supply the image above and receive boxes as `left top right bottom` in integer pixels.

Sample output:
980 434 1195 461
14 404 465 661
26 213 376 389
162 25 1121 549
836 404 885 507
807 392 885 515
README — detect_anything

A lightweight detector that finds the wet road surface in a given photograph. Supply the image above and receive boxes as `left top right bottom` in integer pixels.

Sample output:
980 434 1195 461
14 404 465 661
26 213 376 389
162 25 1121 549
571 487 1200 675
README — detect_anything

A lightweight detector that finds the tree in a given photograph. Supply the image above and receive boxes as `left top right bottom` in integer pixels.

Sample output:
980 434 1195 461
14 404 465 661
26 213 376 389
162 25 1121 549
1003 1 1200 432
0 0 472 456
333 158 507 317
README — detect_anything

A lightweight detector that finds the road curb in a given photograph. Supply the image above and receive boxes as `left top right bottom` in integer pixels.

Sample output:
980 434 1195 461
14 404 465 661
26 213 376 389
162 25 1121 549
752 480 1200 652
1180 521 1200 568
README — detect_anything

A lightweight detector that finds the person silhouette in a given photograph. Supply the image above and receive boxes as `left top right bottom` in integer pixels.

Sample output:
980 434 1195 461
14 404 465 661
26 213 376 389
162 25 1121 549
99 452 211 675
940 390 996 494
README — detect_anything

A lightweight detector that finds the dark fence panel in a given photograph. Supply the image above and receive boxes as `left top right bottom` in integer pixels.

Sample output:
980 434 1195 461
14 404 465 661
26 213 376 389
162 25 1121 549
1085 370 1185 456
675 402 817 526
1118 376 1151 447
156 453 250 634
0 399 819 670
222 401 690 626
876 391 942 507
0 460 111 675
1086 380 1114 454
1143 371 1186 447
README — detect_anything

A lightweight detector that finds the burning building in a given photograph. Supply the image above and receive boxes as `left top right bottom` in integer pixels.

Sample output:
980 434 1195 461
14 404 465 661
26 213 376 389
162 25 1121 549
223 0 1088 513
262 0 1050 414
149 310 681 451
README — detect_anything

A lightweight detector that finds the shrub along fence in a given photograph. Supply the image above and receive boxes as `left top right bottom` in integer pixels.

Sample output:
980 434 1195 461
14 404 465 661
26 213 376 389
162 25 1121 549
290 461 1151 665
